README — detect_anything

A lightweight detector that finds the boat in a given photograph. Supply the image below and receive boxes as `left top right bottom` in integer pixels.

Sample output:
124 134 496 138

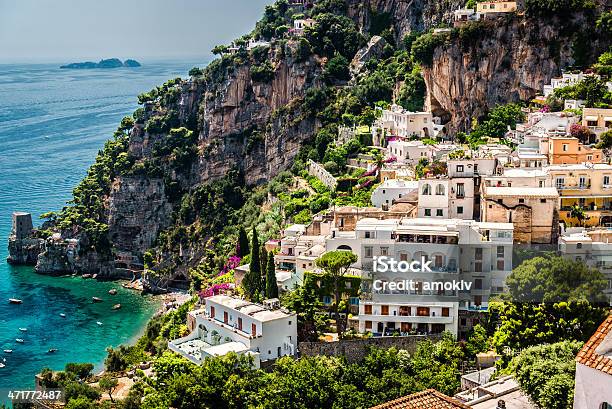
0 363 5 368
112 304 121 310
19 328 27 332
15 339 24 343
108 289 117 295
96 321 103 326
48 349 58 353
3 350 12 353
8 299 22 304
59 313 66 318
82 274 92 279
92 297 103 303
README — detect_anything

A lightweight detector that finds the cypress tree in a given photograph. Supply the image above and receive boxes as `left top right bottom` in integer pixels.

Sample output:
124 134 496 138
260 246 268 293
244 226 261 300
266 252 279 299
237 226 249 258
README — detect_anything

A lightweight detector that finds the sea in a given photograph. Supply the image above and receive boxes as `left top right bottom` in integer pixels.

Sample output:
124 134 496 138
0 60 202 395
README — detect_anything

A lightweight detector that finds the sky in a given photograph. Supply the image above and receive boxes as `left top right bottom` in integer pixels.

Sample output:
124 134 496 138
0 0 272 63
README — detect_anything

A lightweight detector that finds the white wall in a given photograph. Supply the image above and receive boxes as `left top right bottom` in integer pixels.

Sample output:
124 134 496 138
573 363 612 408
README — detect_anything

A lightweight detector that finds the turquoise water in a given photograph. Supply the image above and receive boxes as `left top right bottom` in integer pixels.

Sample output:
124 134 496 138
0 61 201 393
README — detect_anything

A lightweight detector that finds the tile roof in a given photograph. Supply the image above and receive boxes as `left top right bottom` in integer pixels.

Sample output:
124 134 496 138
370 389 470 409
576 314 612 375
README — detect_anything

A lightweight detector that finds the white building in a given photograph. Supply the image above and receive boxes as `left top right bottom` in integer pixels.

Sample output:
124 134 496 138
325 217 514 337
169 295 297 368
292 18 315 35
371 179 419 208
483 168 548 188
387 140 434 164
559 229 612 302
274 224 327 290
453 8 480 26
573 314 612 408
418 176 477 220
543 72 590 97
373 104 434 144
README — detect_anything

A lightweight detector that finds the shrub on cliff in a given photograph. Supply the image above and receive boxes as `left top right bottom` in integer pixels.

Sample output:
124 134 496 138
323 53 350 82
411 32 448 66
251 61 275 83
305 13 365 59
525 0 595 16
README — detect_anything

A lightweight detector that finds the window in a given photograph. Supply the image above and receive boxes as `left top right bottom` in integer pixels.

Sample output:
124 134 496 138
424 209 432 216
556 177 565 189
457 206 464 214
422 183 431 195
417 307 430 316
224 311 228 324
288 321 292 325
238 317 243 331
436 209 443 217
365 320 372 330
475 248 483 260
540 199 547 203
605 176 610 186
456 183 465 198
251 323 257 337
539 180 544 187
474 295 482 306
365 231 372 239
456 165 464 173
577 243 582 249
497 246 504 258
381 305 389 315
365 246 373 258
497 259 505 270
436 184 445 195
400 253 408 262
364 305 372 315
345 281 352 289
579 176 587 188
380 247 388 256
562 144 569 151
474 279 482 290
442 307 450 317
210 306 215 318
519 198 525 204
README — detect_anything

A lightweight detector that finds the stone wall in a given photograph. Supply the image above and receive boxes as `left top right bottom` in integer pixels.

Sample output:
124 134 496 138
299 334 442 363
308 159 338 190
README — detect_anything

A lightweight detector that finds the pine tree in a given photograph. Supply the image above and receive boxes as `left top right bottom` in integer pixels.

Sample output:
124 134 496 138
237 226 249 258
266 252 279 299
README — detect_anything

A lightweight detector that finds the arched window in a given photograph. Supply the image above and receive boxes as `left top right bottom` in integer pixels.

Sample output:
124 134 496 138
436 184 445 195
337 245 353 252
422 184 431 195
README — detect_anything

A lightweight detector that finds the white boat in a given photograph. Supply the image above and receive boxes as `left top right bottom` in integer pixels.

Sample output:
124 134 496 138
8 299 22 304
96 321 103 326
59 313 66 318
19 328 27 332
0 363 5 368
15 339 24 343
3 350 12 353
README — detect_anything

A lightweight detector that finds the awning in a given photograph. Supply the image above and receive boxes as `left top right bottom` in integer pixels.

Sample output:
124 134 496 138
604 117 612 122
585 116 598 121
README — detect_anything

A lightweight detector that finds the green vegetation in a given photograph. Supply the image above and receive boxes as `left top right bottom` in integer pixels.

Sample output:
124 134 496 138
524 0 595 16
552 75 612 108
467 103 525 145
506 341 582 409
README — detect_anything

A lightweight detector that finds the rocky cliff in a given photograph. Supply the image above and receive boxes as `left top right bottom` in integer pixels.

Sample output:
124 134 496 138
423 11 612 132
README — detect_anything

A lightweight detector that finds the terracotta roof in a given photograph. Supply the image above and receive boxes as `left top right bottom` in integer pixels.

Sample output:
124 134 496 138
370 389 470 409
576 314 612 375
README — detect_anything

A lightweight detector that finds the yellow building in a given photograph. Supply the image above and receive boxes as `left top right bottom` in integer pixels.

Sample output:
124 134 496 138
477 1 518 13
547 164 612 227
548 136 604 165
582 108 612 136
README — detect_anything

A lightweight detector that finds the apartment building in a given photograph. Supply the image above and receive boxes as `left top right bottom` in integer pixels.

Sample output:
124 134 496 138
481 186 559 244
169 295 297 368
547 164 612 227
371 179 418 209
372 104 434 144
387 140 434 164
543 72 590 97
483 168 548 188
476 0 517 14
274 224 326 290
325 217 514 338
547 136 604 165
559 229 612 302
582 107 612 137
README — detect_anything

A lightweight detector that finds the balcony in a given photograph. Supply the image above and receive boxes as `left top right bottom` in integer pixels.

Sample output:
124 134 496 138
359 314 454 324
556 184 591 191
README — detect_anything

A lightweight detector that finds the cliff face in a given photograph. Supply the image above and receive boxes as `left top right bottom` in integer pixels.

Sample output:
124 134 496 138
423 13 612 132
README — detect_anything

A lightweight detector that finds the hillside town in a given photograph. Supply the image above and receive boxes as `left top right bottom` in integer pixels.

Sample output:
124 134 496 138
4 0 612 408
